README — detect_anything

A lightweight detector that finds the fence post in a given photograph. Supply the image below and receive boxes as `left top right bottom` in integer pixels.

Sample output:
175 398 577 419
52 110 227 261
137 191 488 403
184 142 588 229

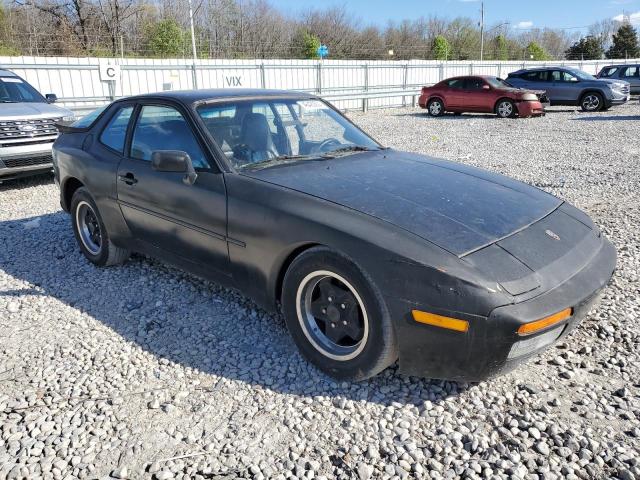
402 62 408 107
191 63 197 90
316 61 322 94
363 63 369 112
469 63 473 75
260 63 266 89
497 63 502 79
439 62 444 82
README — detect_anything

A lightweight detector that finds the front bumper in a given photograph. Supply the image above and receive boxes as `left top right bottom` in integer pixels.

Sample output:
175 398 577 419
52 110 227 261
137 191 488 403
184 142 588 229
394 237 616 382
606 90 630 107
516 101 545 117
0 142 55 180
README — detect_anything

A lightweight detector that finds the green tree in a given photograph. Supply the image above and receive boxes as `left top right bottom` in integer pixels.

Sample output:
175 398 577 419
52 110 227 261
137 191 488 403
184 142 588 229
526 41 550 61
294 30 321 59
145 19 186 58
493 34 509 60
432 35 450 60
565 36 604 60
606 23 640 59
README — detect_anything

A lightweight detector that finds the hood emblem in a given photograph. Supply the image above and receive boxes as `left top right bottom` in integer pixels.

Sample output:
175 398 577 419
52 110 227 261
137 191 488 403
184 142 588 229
545 229 561 241
18 124 36 132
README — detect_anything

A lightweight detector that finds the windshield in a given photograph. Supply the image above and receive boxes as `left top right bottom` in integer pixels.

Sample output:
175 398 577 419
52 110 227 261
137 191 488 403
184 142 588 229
568 69 595 80
485 77 511 88
197 98 380 171
0 76 47 103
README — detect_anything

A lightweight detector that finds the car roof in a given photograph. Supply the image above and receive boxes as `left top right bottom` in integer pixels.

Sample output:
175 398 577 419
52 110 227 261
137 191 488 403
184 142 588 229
0 69 19 78
124 88 316 104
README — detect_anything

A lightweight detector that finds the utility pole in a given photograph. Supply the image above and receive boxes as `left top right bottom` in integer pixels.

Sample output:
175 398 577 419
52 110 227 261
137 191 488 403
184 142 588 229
188 0 198 89
479 1 485 61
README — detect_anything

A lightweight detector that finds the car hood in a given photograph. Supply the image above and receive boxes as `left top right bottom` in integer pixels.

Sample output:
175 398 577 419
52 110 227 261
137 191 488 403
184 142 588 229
246 150 562 256
0 102 74 120
500 86 546 96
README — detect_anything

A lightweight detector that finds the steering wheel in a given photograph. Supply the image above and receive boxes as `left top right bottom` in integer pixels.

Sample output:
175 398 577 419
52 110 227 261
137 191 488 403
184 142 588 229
314 138 343 153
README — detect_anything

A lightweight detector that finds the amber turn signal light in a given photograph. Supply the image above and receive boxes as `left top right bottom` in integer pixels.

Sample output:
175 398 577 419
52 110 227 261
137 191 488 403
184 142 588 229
412 310 469 333
517 308 573 336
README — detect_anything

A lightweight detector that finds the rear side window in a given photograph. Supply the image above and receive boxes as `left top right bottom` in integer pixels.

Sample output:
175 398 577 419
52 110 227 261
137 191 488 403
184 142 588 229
621 66 639 78
522 71 546 82
99 106 134 153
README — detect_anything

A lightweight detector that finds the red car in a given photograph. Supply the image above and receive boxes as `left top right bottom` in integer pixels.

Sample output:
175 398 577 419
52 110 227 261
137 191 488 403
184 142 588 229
419 76 547 118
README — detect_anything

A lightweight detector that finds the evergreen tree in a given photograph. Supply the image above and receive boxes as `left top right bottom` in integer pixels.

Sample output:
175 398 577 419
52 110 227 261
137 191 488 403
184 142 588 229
565 36 604 60
606 23 640 59
432 35 450 60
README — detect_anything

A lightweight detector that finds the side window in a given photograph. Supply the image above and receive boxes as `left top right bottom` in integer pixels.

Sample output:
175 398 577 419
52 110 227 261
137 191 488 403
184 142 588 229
465 77 485 90
131 105 209 169
562 71 579 82
600 67 619 78
551 70 563 82
275 104 301 155
99 106 134 153
622 66 639 78
447 78 465 89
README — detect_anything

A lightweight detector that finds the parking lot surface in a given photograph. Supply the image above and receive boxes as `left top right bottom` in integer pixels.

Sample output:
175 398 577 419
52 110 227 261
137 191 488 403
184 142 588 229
1 103 639 480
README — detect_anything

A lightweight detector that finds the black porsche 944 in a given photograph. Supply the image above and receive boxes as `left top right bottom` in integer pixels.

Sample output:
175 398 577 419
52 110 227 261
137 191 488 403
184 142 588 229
52 89 616 382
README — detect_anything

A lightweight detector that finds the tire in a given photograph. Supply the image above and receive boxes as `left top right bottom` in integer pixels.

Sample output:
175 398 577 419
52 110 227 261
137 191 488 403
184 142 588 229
496 99 516 118
70 187 130 267
580 92 604 112
427 98 445 117
281 247 398 381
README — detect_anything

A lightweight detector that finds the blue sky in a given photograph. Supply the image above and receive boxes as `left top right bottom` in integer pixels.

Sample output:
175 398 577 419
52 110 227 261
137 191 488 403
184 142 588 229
268 0 640 31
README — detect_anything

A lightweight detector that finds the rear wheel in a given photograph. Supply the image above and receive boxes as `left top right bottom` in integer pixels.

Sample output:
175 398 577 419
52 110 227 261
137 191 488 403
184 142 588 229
496 99 516 118
427 98 445 117
71 188 130 267
281 247 398 381
581 92 603 112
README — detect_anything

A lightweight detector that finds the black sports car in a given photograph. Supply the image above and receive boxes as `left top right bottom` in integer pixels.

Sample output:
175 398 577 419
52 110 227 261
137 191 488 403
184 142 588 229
52 89 616 382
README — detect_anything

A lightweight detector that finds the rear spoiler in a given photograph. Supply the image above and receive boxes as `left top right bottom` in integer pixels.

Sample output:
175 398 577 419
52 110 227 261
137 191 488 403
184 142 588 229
55 122 89 134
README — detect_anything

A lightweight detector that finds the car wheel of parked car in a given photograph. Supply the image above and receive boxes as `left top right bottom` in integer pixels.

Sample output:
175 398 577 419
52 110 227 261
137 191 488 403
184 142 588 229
71 187 130 267
427 98 445 117
281 247 398 381
581 93 603 112
496 99 516 118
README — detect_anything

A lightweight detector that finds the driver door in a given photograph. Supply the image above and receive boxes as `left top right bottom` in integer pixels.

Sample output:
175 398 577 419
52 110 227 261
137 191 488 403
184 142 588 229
116 103 230 275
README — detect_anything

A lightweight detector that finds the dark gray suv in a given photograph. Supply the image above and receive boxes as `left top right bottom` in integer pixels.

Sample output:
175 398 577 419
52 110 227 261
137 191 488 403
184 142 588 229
507 67 630 112
597 64 640 94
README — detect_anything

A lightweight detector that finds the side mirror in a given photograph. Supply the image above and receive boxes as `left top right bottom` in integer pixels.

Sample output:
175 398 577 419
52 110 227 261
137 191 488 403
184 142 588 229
482 84 491 90
151 150 198 185
45 93 57 103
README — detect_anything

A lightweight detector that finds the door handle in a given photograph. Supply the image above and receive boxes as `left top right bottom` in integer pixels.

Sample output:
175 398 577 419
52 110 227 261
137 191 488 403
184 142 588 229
118 173 138 185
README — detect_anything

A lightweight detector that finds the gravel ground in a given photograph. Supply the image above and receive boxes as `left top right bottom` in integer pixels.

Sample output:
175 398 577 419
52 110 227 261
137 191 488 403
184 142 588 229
1 102 639 480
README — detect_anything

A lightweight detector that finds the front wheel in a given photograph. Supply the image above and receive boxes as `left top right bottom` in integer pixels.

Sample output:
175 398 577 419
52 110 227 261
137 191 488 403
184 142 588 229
496 99 516 118
427 98 445 117
281 247 398 381
71 187 130 267
581 92 604 112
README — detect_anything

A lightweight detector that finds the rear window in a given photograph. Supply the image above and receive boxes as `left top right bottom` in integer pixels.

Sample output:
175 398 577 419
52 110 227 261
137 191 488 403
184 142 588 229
71 106 108 129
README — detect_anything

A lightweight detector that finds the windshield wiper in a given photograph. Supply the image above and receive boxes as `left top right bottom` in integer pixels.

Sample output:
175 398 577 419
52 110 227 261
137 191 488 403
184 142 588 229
239 154 320 171
321 145 377 157
0 100 18 103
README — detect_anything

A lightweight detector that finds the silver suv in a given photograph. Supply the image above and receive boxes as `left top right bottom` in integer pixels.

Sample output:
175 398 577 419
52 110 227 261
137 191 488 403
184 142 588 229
507 67 630 112
0 69 75 181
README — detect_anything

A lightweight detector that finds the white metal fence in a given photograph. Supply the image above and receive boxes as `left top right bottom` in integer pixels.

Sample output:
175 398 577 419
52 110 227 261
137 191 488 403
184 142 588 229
1 56 638 115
